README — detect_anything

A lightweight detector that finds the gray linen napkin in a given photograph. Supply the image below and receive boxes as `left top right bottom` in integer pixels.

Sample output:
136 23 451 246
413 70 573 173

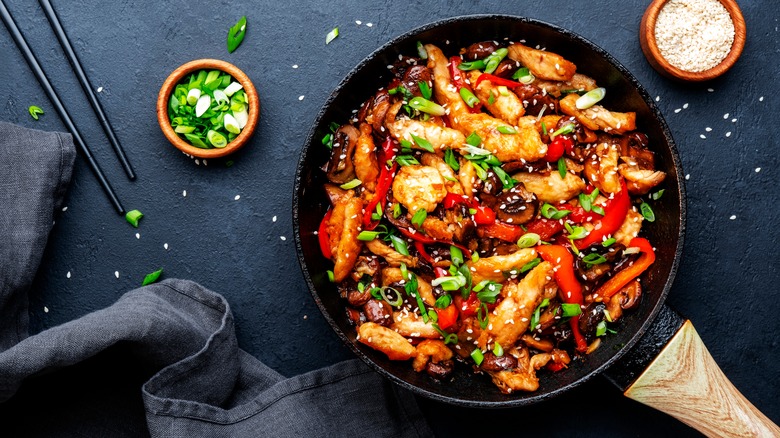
0 122 433 437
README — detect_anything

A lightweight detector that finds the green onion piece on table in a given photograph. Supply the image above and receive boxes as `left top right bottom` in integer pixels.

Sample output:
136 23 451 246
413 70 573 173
142 268 164 286
227 16 247 53
125 209 143 228
28 105 44 120
325 27 339 45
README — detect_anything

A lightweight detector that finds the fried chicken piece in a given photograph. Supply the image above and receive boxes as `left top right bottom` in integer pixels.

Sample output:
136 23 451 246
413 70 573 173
466 248 538 284
327 191 363 282
468 70 525 125
559 94 636 135
385 101 466 151
507 43 576 81
358 322 417 360
354 123 379 194
392 164 448 213
512 161 586 203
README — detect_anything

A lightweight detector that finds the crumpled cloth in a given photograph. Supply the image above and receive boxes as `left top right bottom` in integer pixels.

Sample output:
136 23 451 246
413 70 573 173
0 121 432 437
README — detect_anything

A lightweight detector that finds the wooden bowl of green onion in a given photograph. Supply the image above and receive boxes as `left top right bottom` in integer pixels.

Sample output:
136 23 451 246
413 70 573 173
157 59 259 158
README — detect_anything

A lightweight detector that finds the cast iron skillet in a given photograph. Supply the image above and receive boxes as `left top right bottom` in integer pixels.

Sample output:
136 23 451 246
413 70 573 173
293 15 778 436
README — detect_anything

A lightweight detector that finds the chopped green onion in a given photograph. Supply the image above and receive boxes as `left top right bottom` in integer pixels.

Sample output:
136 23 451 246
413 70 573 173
576 87 606 110
604 309 613 323
435 294 452 309
551 124 575 138
450 245 464 266
458 60 485 71
477 303 489 329
471 252 480 263
399 139 413 151
652 189 665 201
186 88 201 105
640 202 656 222
492 166 517 189
444 148 460 171
529 298 550 331
520 257 541 273
459 88 480 108
623 246 641 255
582 253 608 266
125 209 143 228
28 105 44 120
561 303 582 317
195 94 211 117
540 203 571 220
458 264 473 298
411 209 427 228
468 208 478 215
431 275 467 291
325 27 339 45
512 67 535 84
227 16 247 53
327 270 335 282
462 145 492 156
471 161 487 180
493 342 504 357
592 205 605 216
395 155 420 166
400 262 409 281
427 309 438 322
487 90 496 105
560 89 587 96
596 320 608 337
416 41 427 59
224 113 241 134
579 193 592 212
497 125 517 135
141 268 163 286
466 131 482 147
406 273 428 322
371 203 382 221
558 157 567 179
393 203 402 218
224 82 243 96
497 85 510 96
380 287 404 307
175 125 196 134
517 233 540 248
389 235 409 255
470 348 484 366
565 223 588 240
185 134 208 148
541 121 547 137
570 241 580 255
340 179 362 190
410 134 435 153
207 130 228 148
602 237 617 247
484 48 508 74
407 96 445 116
357 230 381 241
418 81 432 100
476 282 502 304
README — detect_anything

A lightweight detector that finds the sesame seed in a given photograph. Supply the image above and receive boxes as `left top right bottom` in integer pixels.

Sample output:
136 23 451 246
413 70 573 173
707 88 714 92
723 113 729 119
298 95 305 101
183 190 187 197
303 315 308 320
355 20 362 25
705 127 712 132
759 96 764 102
655 96 660 102
683 103 689 109
272 215 278 222
66 271 71 279
62 206 68 212
685 174 690 180
235 195 241 200
292 64 299 69
700 134 706 139
731 118 737 123
730 215 737 220
44 306 49 313
755 167 761 173
366 22 373 27
674 108 681 113
135 233 140 239
97 86 103 93
725 132 732 137
281 236 287 241
115 271 120 279
164 243 169 250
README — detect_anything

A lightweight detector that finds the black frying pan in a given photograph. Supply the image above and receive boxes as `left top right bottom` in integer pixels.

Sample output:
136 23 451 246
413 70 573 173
293 16 778 436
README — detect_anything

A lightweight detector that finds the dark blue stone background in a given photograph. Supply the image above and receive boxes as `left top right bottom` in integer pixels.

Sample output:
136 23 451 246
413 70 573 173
0 0 777 436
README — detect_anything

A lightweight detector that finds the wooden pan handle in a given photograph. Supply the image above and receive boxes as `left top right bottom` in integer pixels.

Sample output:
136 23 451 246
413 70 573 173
624 320 780 437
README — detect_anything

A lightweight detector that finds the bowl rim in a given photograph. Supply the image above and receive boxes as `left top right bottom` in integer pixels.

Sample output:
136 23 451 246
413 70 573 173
293 14 687 408
639 0 746 82
156 58 260 159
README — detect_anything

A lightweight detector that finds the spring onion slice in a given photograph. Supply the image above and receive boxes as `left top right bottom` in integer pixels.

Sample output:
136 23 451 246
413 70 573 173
561 303 582 317
517 233 540 248
596 320 608 337
484 48 508 74
450 245 464 266
195 94 211 117
418 81 432 100
476 282 502 303
380 287 403 307
339 178 362 190
652 189 665 201
141 268 163 286
551 123 575 138
435 294 452 309
327 270 335 282
411 209 427 228
186 88 201 105
410 134 435 153
493 342 504 357
416 41 428 59
224 82 243 96
520 257 541 273
207 130 228 148
459 88 480 108
576 87 606 109
582 253 607 266
470 348 484 366
466 132 482 147
389 235 409 255
125 209 143 228
357 230 380 241
28 105 44 120
558 157 567 179
640 202 656 222
497 126 517 135
512 67 535 84
224 113 241 134
408 96 445 116
458 60 485 71
325 27 339 45
444 148 460 172
602 237 616 247
227 16 247 53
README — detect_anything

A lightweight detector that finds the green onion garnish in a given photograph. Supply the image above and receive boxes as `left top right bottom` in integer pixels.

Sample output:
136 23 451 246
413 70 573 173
493 342 504 357
477 303 489 329
206 130 228 148
416 41 428 59
141 268 163 286
484 48 508 74
540 203 571 220
561 303 582 317
125 209 143 228
492 166 517 189
389 235 409 255
512 67 535 84
466 131 482 147
551 124 575 138
458 60 486 71
564 222 588 240
471 252 479 262
471 161 487 180
357 230 381 241
459 88 480 108
541 121 547 137
399 139 413 151
380 287 404 307
640 202 656 222
520 257 541 273
431 275 467 292
602 237 617 247
596 320 608 337
406 273 428 322
578 193 592 212
517 233 540 248
393 203 402 218
432 324 459 344
411 209 427 228
435 294 452 309
592 205 605 216
325 27 339 45
400 262 409 281
497 126 517 135
470 348 484 366
339 179 362 190
652 189 665 201
28 105 44 120
458 264 473 298
487 90 496 105
395 155 420 166
476 282 502 304
444 148 460 171
371 203 382 221
408 96 445 116
576 87 606 110
529 298 550 332
419 81 433 100
557 157 567 179
449 245 464 266
227 16 247 53
410 134 435 153
327 270 335 282
582 253 607 266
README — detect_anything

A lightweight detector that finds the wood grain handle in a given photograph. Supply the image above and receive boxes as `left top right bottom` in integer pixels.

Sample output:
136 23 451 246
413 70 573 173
625 320 780 437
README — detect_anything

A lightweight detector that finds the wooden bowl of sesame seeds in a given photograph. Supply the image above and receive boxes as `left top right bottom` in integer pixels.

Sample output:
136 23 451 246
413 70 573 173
640 0 746 82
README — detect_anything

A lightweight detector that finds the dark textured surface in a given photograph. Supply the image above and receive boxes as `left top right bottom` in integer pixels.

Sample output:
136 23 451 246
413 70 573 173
0 0 777 436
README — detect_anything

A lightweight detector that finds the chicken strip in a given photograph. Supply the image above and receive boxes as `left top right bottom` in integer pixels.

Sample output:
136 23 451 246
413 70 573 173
618 158 666 195
507 43 576 81
467 248 537 284
358 322 416 360
559 94 636 135
533 73 597 98
366 240 419 268
381 267 434 306
412 340 453 372
421 153 464 195
467 70 525 125
487 261 552 348
327 192 363 282
392 164 447 213
584 142 621 194
425 44 547 163
458 156 478 198
354 123 379 194
385 101 465 151
392 311 440 338
614 208 644 247
489 347 552 393
512 163 586 203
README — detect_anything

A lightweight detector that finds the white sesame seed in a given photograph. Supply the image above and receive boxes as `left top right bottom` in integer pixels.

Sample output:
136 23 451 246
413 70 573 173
366 22 373 27
97 87 103 93
674 108 681 113
114 271 120 279
700 134 706 139
135 233 140 239
280 236 287 241
164 243 169 250
731 118 737 123
683 103 689 109
355 20 362 25
685 174 690 180
43 306 49 313
705 127 712 132
62 206 68 212
298 95 305 101
195 159 200 165
707 88 714 92
655 96 660 102
292 64 299 69
272 215 278 222
723 113 729 119
66 271 71 279
235 195 241 200
725 132 732 137
755 167 761 173
759 96 764 102
183 190 187 197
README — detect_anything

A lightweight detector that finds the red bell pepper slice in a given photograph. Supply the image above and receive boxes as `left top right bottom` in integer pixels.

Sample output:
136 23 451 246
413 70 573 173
474 73 523 89
473 205 496 225
449 57 481 114
318 210 333 259
592 237 655 302
547 362 566 372
443 192 477 209
524 218 564 241
414 241 435 265
400 226 472 259
536 245 588 353
436 304 459 330
573 179 630 249
362 137 398 230
434 267 449 278
480 221 525 242
545 136 573 162
454 292 480 318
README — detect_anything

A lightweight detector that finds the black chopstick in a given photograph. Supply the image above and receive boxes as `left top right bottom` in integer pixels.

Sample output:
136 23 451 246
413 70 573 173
38 0 136 181
0 0 124 214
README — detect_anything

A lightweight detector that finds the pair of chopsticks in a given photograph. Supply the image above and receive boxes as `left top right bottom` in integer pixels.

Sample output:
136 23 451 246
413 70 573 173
0 0 133 214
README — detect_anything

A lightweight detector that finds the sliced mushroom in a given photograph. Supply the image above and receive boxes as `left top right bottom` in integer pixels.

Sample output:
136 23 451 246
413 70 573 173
461 41 499 60
607 278 642 322
326 124 360 184
401 65 433 97
491 183 538 225
363 299 394 327
481 352 519 372
513 84 558 117
578 302 606 342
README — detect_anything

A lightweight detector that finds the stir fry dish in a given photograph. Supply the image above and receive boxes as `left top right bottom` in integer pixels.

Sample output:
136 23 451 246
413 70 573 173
317 39 666 393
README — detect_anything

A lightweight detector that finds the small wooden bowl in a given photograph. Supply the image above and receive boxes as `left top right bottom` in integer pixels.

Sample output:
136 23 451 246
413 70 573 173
157 59 260 158
639 0 746 82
